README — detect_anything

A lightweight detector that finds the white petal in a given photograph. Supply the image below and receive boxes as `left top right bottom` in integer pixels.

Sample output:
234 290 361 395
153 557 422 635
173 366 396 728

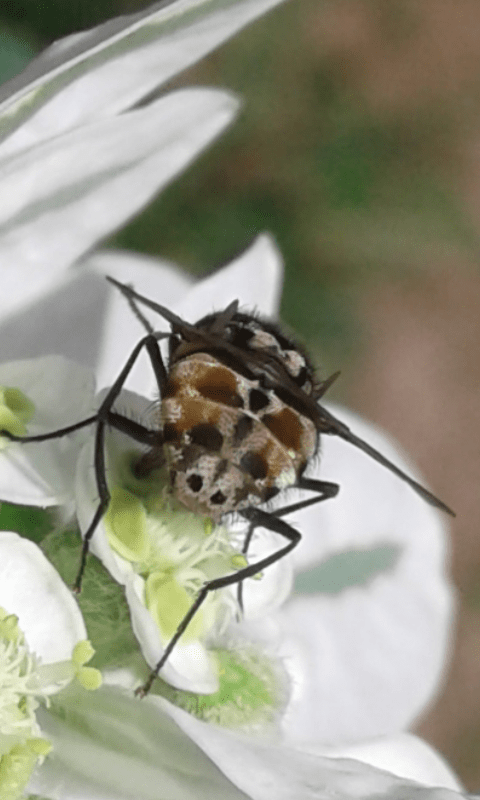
0 0 285 148
91 234 283 396
0 531 86 662
125 576 219 694
30 686 246 800
238 526 294 619
174 234 284 323
0 89 238 318
158 699 466 800
274 404 453 744
0 356 94 505
85 249 193 393
0 269 109 367
322 734 462 791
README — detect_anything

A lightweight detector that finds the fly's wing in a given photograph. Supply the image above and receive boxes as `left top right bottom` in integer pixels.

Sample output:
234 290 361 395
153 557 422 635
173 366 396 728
106 276 201 338
108 276 454 517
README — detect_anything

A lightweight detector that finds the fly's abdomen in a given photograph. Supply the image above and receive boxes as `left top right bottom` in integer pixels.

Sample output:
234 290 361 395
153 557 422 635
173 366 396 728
161 353 317 519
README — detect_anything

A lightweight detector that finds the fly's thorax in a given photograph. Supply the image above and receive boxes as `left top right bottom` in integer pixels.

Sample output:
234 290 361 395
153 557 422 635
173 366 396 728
160 353 317 519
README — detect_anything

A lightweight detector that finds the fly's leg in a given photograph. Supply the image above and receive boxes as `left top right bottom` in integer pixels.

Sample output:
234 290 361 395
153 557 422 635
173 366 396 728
137 508 302 696
73 333 169 591
236 478 339 609
2 333 169 592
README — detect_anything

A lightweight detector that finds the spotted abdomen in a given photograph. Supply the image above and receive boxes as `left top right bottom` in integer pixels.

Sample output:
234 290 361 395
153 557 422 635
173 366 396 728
160 353 317 520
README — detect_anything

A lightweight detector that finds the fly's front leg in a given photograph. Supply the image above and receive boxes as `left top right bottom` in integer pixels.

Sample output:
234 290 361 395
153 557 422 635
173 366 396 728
73 332 169 591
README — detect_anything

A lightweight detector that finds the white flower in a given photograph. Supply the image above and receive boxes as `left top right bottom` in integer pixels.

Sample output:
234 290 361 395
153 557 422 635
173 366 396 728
86 238 455 744
0 531 100 800
29 689 466 800
0 238 454 744
0 0 460 795
0 0 285 327
0 484 459 800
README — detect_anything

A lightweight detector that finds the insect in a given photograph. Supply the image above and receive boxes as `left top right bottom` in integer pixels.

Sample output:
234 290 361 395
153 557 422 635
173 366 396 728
1 277 454 695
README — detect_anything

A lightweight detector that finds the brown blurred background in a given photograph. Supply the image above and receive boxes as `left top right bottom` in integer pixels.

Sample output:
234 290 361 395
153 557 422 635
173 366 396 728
2 0 480 789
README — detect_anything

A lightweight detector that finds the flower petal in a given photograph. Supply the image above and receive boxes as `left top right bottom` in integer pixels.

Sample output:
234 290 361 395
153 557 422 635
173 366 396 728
86 249 194 393
174 234 284 323
0 531 86 662
32 689 467 800
125 576 219 694
274 404 453 744
0 0 285 147
323 734 462 791
0 89 238 317
89 234 283 397
0 356 94 505
156 699 466 800
30 686 246 800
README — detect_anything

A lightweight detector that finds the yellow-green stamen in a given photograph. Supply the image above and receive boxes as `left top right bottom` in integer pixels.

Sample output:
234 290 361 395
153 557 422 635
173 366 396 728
104 456 245 652
0 607 101 799
0 388 35 446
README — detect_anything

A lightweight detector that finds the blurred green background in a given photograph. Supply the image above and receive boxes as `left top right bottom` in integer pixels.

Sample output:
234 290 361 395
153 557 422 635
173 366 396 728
2 0 480 790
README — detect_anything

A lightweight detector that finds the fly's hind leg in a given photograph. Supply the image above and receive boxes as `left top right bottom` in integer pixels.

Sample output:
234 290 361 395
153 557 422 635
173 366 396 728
236 478 339 608
137 507 302 697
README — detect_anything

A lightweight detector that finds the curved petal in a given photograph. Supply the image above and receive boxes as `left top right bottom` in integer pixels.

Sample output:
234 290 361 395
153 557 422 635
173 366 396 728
158 698 465 800
0 269 110 367
0 89 238 318
0 356 95 505
32 688 466 800
125 576 219 694
174 234 284 323
0 0 285 147
86 249 193 393
30 686 246 800
274 404 453 744
0 531 86 662
322 734 462 791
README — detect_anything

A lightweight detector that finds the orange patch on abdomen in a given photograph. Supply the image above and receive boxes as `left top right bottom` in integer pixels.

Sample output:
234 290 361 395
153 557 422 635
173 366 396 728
161 397 222 434
168 357 244 408
262 407 303 452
